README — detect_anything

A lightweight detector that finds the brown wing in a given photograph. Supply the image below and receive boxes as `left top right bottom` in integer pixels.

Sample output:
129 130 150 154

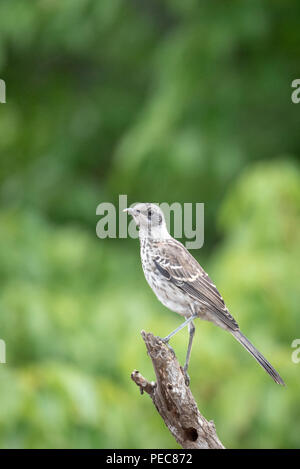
154 238 239 331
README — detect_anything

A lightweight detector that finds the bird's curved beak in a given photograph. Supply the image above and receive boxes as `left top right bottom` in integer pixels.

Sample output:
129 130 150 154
123 207 140 229
123 207 134 215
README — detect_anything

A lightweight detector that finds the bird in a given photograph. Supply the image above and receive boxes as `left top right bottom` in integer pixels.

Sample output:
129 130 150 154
124 202 285 386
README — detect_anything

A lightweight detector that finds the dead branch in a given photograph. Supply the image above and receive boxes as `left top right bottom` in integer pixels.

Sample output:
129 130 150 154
131 331 224 449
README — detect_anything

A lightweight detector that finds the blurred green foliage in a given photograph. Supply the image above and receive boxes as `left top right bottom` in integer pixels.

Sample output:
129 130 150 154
0 0 299 449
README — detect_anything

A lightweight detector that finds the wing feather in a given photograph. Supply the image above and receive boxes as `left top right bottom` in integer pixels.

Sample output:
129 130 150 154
154 239 239 330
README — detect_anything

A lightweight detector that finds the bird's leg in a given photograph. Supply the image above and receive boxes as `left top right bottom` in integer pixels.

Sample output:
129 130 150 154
160 314 197 380
183 320 195 386
162 314 197 344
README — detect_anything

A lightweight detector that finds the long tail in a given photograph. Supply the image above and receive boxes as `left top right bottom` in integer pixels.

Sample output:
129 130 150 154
232 329 285 386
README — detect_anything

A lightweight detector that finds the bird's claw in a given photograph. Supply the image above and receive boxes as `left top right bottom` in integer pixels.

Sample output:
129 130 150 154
159 337 175 356
183 368 190 386
160 336 169 344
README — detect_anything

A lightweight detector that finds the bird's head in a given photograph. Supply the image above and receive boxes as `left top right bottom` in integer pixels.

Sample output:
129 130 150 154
124 203 169 239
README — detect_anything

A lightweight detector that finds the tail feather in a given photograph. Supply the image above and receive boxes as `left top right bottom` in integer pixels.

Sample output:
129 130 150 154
232 330 285 386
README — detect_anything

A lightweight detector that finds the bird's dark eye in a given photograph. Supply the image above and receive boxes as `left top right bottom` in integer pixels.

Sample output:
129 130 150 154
147 209 153 219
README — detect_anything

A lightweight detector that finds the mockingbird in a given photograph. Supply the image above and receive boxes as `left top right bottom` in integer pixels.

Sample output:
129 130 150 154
124 203 284 386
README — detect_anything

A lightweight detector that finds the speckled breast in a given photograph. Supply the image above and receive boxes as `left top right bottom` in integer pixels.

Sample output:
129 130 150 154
139 237 193 317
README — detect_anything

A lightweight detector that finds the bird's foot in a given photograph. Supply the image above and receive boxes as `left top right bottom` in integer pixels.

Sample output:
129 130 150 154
160 335 169 344
159 337 175 356
183 367 190 387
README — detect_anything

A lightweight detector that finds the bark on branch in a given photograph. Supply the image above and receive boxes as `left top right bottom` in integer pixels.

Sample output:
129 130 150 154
131 331 224 449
